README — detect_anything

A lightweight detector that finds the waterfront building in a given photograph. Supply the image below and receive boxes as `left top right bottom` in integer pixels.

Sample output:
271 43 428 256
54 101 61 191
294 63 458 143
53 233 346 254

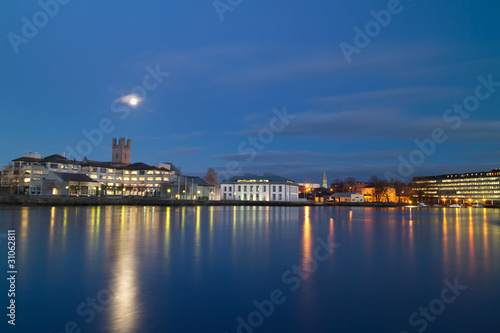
361 184 397 203
220 173 300 202
162 175 216 200
1 138 176 196
330 181 367 194
329 193 365 203
412 169 500 204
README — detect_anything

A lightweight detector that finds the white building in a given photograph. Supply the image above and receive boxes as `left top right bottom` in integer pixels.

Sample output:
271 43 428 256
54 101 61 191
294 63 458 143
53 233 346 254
220 173 300 202
329 193 365 203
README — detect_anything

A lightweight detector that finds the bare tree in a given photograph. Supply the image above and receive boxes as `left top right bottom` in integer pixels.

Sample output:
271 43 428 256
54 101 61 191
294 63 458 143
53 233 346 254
204 168 218 186
391 178 406 203
345 177 356 192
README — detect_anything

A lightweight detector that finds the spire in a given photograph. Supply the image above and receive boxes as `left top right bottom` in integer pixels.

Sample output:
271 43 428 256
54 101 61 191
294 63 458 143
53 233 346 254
322 168 327 188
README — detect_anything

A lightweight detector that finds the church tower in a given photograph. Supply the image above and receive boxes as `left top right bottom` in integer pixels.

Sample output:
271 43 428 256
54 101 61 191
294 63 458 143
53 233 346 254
322 168 328 188
112 137 131 166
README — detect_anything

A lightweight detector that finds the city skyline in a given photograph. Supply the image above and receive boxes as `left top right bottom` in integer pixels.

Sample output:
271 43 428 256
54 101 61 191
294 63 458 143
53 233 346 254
1 0 499 184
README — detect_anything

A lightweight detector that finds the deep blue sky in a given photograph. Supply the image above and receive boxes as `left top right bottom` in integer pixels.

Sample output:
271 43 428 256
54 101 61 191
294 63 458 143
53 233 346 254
1 0 499 183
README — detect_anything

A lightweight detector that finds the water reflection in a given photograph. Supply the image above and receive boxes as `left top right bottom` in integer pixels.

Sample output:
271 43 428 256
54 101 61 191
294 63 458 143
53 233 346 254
5 205 500 333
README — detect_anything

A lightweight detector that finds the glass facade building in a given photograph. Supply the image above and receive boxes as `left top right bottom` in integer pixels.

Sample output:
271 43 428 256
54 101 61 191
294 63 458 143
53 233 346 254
412 169 500 204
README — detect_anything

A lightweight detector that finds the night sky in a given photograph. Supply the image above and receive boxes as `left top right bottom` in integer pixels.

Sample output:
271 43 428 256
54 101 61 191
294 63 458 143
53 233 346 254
1 0 499 183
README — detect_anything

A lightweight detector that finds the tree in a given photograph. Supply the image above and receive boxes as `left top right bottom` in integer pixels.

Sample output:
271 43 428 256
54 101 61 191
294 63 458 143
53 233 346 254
204 168 218 186
370 176 388 202
344 177 356 192
391 178 406 203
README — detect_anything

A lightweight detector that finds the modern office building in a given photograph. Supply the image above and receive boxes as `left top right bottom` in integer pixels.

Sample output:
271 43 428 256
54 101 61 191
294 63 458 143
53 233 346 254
412 169 500 204
220 173 300 202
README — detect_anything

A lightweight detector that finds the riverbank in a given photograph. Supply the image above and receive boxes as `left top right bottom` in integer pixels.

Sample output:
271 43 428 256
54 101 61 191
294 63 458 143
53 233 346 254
2 194 498 208
0 194 314 207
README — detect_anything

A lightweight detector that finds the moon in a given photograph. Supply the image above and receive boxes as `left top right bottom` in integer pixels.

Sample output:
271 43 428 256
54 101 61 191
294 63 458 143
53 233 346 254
129 98 138 106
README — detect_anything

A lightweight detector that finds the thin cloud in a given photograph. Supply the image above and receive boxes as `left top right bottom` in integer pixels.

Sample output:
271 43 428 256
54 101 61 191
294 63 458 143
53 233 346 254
163 146 204 156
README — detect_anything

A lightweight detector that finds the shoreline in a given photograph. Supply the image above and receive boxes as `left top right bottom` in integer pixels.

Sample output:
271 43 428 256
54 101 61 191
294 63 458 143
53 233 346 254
0 194 398 207
1 195 499 208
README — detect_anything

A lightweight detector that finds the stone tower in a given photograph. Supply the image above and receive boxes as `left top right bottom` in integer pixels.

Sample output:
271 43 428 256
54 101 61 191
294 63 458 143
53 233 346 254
112 137 131 166
322 168 328 188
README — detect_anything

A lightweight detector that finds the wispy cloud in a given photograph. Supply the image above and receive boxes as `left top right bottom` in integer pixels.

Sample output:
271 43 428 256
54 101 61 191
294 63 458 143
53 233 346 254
171 131 205 140
163 146 204 156
212 150 407 163
310 87 468 107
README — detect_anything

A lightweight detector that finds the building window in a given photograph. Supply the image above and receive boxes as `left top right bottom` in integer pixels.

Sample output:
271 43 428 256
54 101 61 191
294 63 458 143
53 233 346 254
279 194 282 200
257 194 260 200
139 170 145 175
229 186 232 192
273 186 276 192
238 185 241 191
256 186 259 192
244 186 247 191
224 186 227 192
250 186 253 192
273 194 276 200
279 186 282 191
100 168 107 173
91 167 97 172
50 164 58 169
263 187 266 192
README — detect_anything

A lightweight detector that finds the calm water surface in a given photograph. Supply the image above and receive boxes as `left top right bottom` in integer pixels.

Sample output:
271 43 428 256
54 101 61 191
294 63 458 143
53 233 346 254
0 205 499 333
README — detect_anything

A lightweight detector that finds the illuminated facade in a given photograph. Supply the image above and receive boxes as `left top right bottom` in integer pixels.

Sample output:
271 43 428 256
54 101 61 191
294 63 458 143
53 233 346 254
1 138 176 196
220 174 300 202
412 169 500 204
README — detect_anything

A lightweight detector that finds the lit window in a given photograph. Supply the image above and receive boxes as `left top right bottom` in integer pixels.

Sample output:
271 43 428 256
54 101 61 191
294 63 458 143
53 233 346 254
147 170 154 175
155 177 162 181
90 175 98 179
147 177 153 181
131 171 138 175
